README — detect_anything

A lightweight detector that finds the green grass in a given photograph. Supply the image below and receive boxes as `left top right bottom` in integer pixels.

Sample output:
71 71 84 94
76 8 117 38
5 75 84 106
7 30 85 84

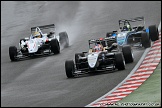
114 62 161 107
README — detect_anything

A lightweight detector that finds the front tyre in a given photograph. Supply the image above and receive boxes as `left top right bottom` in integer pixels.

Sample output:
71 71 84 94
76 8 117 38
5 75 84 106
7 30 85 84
65 60 75 78
122 45 134 63
141 32 151 48
50 39 60 54
115 52 125 70
9 46 17 61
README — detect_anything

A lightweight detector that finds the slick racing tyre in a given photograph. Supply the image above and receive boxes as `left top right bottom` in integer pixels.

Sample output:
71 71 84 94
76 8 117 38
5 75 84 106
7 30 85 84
75 53 85 70
122 45 134 63
59 32 69 48
65 60 75 78
50 39 60 54
115 52 125 70
141 32 151 48
9 46 17 61
149 25 159 41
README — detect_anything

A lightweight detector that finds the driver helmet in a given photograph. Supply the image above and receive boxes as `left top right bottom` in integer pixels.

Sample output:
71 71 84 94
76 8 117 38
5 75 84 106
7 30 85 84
126 24 131 31
34 32 41 38
93 43 102 52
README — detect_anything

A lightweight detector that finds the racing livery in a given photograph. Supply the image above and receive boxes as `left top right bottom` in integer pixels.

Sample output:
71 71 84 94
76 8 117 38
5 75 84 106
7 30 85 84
106 17 159 48
9 24 69 61
65 38 133 78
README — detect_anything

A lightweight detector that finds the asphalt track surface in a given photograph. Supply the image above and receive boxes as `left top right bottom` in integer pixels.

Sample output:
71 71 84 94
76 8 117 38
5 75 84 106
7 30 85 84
1 1 161 107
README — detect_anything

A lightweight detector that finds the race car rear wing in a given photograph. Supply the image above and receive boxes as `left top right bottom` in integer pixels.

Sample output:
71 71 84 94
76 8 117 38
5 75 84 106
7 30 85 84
31 24 55 32
119 16 144 25
118 16 145 30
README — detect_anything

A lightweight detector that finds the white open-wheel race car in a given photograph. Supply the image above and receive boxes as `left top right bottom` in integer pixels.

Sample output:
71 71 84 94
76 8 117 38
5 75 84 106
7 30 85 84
65 37 134 78
9 24 69 61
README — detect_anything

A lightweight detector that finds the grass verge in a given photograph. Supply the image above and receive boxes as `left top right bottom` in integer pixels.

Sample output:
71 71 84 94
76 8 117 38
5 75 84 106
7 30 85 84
114 62 161 107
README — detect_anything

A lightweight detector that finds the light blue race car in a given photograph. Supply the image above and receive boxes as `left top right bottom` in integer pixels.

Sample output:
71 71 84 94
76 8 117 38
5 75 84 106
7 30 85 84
106 16 159 48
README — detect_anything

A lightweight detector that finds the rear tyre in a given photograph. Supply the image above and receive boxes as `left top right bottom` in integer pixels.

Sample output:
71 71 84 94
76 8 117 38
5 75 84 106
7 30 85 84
141 32 151 48
9 46 17 61
115 52 125 70
59 32 69 48
75 53 85 69
122 45 134 63
50 39 60 54
65 60 75 78
149 25 159 41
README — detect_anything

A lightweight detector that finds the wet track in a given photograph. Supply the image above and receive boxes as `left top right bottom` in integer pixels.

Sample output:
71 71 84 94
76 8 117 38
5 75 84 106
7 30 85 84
1 1 161 107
